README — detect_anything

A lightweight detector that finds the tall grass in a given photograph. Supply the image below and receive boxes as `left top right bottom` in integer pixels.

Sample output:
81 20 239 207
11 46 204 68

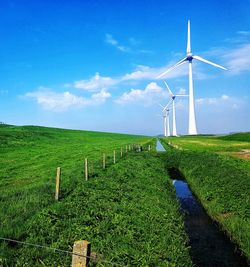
0 125 153 264
161 139 250 260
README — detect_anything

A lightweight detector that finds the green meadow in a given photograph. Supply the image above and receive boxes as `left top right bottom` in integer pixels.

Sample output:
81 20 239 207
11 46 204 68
1 125 249 265
165 133 250 152
0 125 193 266
161 135 250 259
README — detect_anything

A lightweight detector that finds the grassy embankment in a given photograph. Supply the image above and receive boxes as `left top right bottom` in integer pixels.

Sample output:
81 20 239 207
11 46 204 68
0 125 193 266
16 152 193 266
0 125 150 262
160 134 250 260
165 133 250 161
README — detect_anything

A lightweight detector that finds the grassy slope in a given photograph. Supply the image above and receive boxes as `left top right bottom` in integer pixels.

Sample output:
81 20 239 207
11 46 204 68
166 134 250 153
16 153 192 266
219 132 250 142
161 138 250 260
0 125 153 261
0 125 193 266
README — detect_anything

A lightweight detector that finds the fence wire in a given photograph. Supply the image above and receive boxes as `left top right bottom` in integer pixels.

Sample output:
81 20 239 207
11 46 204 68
0 237 126 267
1 142 153 266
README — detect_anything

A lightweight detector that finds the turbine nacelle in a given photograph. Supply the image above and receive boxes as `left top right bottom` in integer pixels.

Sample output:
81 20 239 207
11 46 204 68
186 53 193 61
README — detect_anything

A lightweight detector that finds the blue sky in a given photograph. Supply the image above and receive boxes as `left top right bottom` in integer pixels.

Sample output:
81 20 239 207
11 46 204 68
0 0 250 135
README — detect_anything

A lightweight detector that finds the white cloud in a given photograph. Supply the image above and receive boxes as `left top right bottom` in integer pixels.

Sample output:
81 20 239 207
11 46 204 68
177 88 187 95
105 34 130 52
25 87 111 112
221 94 229 100
121 65 158 81
237 31 250 36
105 34 152 54
74 73 117 92
121 63 189 81
115 82 167 106
224 43 250 74
195 95 240 107
90 89 111 105
225 31 250 44
72 63 189 94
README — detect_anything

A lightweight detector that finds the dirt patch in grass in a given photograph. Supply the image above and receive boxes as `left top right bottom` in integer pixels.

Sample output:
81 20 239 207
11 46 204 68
219 149 250 161
217 212 234 220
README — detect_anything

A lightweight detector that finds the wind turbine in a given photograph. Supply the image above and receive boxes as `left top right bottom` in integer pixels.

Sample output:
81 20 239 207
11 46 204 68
157 20 227 135
164 81 188 136
159 103 171 137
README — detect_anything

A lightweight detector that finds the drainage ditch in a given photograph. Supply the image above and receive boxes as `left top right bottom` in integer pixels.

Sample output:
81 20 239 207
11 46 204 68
168 167 248 267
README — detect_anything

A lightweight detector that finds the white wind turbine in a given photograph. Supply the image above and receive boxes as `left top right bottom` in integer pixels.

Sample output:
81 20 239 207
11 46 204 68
159 103 171 137
164 81 188 136
157 20 227 135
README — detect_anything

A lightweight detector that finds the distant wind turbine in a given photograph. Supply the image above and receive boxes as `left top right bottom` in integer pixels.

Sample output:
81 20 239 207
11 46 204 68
157 20 227 135
159 103 171 137
163 81 188 136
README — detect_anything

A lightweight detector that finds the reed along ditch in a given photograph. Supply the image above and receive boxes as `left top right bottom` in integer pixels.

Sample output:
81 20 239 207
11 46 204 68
156 140 248 266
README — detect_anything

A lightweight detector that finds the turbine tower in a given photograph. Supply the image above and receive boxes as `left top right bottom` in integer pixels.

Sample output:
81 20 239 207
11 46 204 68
157 20 227 135
164 81 188 136
159 103 171 137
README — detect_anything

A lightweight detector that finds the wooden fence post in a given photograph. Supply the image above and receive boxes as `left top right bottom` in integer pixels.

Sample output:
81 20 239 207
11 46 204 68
72 240 91 267
129 145 131 151
55 167 61 201
148 144 151 151
85 158 88 181
113 150 116 164
126 145 128 153
120 147 123 158
103 153 106 169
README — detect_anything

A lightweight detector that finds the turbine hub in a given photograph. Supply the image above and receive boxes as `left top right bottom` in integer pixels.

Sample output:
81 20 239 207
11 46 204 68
187 53 193 61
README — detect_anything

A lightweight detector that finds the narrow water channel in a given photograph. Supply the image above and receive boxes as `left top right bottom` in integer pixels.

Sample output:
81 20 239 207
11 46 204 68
169 168 248 267
155 140 248 266
156 139 166 152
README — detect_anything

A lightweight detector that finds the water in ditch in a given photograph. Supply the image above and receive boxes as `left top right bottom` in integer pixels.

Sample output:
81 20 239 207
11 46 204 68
156 139 166 152
169 168 248 267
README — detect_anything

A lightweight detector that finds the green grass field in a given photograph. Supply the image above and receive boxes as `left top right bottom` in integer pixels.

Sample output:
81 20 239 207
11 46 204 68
15 152 193 266
165 134 250 152
1 125 249 265
161 136 250 260
0 125 194 266
0 125 156 265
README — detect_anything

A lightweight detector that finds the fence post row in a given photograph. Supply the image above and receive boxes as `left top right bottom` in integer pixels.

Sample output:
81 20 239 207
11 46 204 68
85 158 88 181
72 240 91 267
55 167 61 201
103 153 106 169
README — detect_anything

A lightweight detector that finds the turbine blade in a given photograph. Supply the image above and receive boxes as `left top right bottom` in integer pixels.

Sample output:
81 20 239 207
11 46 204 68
163 100 172 112
175 94 189 97
156 57 187 79
158 103 164 108
193 55 227 70
187 20 191 54
163 81 173 96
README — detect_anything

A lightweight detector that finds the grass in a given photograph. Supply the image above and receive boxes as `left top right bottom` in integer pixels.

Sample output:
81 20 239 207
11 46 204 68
14 152 193 266
160 138 250 260
0 125 155 264
165 134 250 153
219 132 250 142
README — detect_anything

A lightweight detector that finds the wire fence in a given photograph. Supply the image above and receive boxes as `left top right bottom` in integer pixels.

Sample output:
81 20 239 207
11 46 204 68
0 141 154 266
0 237 127 267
